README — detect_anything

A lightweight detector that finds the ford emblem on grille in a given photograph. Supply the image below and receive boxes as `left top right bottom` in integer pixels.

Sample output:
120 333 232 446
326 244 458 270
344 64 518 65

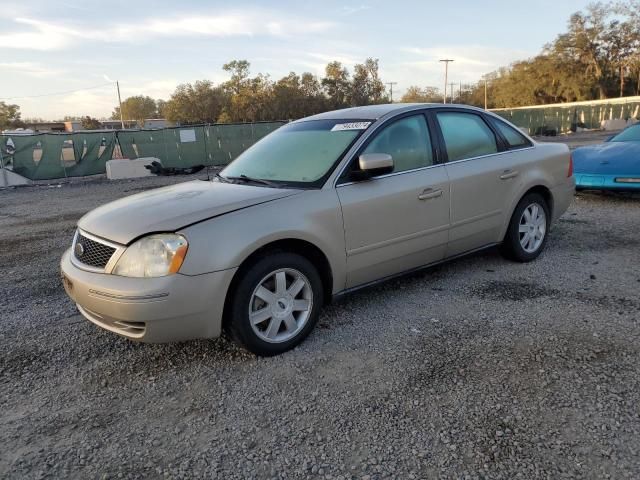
75 242 85 257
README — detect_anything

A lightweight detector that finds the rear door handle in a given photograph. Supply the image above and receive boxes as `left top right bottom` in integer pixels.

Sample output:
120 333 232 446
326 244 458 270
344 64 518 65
418 188 443 200
499 169 519 180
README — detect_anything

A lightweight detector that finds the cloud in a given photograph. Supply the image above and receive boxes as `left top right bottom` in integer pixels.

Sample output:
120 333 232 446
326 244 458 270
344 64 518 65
0 11 337 50
307 52 361 66
0 61 62 77
339 5 370 16
397 45 533 83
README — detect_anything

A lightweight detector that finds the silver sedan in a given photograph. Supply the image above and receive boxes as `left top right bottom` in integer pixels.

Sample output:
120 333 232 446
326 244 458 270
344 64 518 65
61 104 575 356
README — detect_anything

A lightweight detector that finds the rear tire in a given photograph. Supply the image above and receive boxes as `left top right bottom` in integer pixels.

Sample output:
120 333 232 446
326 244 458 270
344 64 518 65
226 252 323 356
500 193 550 262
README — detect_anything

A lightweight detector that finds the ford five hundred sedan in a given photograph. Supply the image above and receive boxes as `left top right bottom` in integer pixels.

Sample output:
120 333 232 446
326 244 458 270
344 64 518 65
61 104 575 356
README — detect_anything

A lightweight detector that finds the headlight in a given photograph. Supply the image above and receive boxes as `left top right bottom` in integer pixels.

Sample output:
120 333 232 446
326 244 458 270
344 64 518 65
112 234 188 278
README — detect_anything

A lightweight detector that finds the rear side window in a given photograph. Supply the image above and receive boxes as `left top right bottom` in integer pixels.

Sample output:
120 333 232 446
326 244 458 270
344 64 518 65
436 112 498 161
362 114 433 173
490 117 531 149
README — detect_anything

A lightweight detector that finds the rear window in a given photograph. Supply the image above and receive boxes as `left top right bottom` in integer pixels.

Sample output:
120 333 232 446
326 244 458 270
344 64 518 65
490 117 531 149
436 112 498 161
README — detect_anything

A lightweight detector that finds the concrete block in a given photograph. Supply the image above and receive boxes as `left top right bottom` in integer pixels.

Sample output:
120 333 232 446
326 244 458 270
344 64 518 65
0 168 30 187
106 157 161 180
601 118 627 131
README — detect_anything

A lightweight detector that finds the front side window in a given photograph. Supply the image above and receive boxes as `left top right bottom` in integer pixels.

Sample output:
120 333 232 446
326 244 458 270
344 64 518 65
362 115 433 173
221 119 368 186
609 124 640 142
489 117 531 149
437 112 498 161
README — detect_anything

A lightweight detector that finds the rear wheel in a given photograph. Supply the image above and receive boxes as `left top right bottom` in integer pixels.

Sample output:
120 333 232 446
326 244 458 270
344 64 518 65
226 252 323 356
500 193 550 262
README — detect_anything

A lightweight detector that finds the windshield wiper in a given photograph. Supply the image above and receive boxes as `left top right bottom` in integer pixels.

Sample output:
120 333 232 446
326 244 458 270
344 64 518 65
225 174 278 187
215 172 230 183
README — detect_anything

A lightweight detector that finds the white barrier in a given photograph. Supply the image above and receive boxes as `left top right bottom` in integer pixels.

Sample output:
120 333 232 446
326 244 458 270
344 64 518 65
106 158 161 180
0 168 30 187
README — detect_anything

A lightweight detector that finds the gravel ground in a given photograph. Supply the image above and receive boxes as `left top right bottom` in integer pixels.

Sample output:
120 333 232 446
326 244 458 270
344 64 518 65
1 172 640 479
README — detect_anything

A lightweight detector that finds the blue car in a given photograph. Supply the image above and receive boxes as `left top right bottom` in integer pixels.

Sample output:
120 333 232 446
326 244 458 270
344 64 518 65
573 124 640 191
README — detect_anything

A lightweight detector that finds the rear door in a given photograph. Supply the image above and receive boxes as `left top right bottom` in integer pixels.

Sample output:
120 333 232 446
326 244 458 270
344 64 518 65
336 113 450 288
433 110 527 257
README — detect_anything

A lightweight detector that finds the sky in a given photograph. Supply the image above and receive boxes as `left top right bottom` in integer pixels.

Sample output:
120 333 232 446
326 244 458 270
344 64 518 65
0 0 594 120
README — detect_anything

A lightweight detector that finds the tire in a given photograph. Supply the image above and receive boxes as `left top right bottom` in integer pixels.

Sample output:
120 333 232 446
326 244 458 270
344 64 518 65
226 252 324 356
500 193 550 262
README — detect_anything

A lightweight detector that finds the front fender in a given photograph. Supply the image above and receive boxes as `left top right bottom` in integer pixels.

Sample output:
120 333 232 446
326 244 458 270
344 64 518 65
177 190 347 294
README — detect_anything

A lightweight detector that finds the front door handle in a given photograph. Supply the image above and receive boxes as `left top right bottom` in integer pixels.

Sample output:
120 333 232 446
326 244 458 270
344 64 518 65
499 169 519 180
418 188 443 201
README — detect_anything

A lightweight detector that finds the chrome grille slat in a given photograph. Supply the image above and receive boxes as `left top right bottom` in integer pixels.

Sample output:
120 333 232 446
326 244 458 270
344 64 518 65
74 232 116 269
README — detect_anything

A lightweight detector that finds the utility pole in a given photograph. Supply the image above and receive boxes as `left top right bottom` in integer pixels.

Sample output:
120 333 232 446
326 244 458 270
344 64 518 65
116 80 125 129
386 82 398 103
484 79 488 110
459 81 462 102
449 82 456 103
439 59 454 104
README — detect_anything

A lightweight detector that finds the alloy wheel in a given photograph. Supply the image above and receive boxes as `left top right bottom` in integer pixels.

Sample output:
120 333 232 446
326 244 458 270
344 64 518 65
248 268 313 343
518 202 547 253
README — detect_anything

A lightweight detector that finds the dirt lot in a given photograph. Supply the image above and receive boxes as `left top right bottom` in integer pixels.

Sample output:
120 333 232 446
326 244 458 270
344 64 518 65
1 171 639 479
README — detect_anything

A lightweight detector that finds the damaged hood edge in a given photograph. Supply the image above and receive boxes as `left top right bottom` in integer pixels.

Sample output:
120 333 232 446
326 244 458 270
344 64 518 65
78 180 302 245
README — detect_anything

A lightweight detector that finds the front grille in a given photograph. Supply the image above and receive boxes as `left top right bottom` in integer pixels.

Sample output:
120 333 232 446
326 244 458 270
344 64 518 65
74 232 116 269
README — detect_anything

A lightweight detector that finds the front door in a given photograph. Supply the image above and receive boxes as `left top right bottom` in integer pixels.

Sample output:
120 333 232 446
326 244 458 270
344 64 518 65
336 114 450 288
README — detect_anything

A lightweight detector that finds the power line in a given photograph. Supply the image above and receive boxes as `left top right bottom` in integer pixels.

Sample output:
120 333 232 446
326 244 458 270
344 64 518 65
0 82 115 101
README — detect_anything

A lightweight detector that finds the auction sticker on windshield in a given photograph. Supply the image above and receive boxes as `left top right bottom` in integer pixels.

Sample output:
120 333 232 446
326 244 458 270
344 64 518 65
330 122 371 131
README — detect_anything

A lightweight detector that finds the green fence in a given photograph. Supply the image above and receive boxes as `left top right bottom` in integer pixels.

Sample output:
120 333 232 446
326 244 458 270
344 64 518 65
1 132 116 181
1 121 285 181
117 122 284 168
493 98 640 135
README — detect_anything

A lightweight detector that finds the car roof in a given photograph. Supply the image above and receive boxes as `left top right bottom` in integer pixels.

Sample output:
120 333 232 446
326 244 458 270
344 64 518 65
294 103 489 122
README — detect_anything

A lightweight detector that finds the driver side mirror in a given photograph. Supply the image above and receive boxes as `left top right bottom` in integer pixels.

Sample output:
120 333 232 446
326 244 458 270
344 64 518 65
352 153 393 180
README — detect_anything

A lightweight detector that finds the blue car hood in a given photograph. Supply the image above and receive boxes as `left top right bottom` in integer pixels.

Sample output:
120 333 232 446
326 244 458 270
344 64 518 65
573 142 640 174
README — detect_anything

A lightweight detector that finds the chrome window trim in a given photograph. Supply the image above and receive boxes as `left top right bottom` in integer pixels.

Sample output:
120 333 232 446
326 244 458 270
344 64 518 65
336 145 537 188
336 163 444 188
443 145 536 166
71 228 126 274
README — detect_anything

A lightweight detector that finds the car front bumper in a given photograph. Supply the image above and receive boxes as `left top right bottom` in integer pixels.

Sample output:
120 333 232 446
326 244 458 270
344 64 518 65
575 174 640 191
60 249 237 342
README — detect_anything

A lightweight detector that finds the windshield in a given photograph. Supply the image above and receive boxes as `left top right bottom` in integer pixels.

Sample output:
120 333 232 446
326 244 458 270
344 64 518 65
610 124 640 142
220 119 370 187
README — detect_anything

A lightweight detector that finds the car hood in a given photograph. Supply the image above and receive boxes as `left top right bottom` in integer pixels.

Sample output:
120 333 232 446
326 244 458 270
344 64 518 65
78 180 302 245
573 142 640 174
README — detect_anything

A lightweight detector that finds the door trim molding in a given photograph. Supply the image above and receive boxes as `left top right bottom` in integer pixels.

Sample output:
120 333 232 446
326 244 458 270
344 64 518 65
347 223 450 256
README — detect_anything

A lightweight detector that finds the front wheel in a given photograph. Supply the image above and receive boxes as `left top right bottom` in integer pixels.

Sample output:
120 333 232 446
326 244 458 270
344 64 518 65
226 252 324 356
500 193 550 262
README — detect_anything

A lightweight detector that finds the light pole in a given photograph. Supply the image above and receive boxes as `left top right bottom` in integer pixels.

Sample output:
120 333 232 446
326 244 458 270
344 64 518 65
439 59 454 104
386 81 398 103
116 80 125 129
484 78 488 110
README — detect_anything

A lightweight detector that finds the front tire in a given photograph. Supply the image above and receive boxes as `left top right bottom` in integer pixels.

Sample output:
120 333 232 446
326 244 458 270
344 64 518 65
500 193 550 262
226 252 324 356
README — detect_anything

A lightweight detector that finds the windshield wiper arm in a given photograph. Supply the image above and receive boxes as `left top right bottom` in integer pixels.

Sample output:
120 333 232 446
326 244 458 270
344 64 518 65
225 174 277 187
215 172 230 183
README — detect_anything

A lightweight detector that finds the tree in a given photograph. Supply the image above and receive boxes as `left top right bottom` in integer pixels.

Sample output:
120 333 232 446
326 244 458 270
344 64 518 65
322 61 350 109
81 116 102 130
222 60 251 95
349 58 387 106
112 95 158 126
163 80 226 124
0 102 23 130
400 86 442 103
